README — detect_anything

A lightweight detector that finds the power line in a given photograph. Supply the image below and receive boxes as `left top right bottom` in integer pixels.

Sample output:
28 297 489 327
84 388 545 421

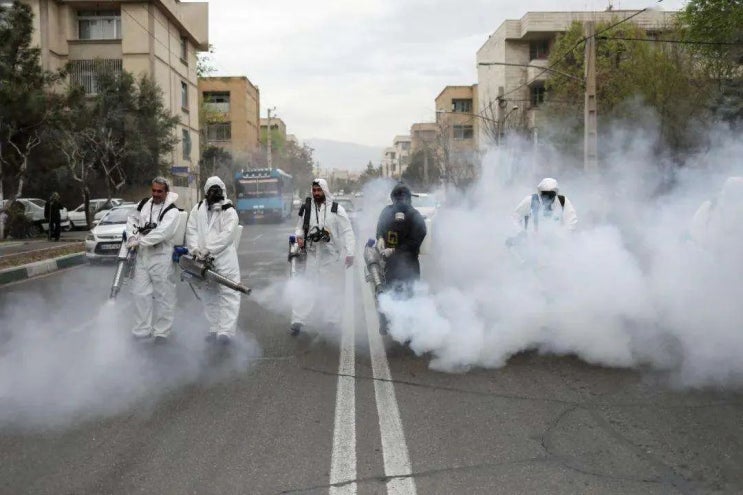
597 36 743 46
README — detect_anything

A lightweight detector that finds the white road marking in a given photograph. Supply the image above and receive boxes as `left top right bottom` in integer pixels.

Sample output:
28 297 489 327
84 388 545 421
329 266 357 494
358 261 417 494
250 234 264 242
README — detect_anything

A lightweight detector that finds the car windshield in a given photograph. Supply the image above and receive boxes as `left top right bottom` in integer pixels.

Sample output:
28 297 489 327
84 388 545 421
412 195 437 208
27 199 45 208
100 206 135 224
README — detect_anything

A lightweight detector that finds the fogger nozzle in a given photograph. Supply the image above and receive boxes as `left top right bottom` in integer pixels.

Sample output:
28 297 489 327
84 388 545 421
363 239 384 294
110 233 136 299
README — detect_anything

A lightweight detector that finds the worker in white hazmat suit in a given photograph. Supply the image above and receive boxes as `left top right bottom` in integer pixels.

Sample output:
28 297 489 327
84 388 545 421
290 178 355 336
126 177 181 343
186 176 242 345
512 177 578 236
689 176 743 254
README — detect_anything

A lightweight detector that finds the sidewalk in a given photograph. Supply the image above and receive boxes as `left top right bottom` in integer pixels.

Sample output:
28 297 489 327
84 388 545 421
0 232 88 286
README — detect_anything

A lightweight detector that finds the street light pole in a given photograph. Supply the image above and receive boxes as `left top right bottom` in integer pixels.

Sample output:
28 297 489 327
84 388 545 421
266 107 276 169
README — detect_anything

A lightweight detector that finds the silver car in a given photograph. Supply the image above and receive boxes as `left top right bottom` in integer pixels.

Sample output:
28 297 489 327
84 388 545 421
85 204 137 262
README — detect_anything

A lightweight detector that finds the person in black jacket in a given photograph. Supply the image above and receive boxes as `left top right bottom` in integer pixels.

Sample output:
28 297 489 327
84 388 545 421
44 192 64 241
375 183 427 335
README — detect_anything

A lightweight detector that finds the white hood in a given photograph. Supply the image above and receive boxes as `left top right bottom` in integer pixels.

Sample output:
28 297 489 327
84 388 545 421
537 178 559 193
312 178 332 202
204 176 227 197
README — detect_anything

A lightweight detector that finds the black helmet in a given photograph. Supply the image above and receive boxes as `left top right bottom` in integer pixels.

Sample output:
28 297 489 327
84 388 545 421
390 183 412 203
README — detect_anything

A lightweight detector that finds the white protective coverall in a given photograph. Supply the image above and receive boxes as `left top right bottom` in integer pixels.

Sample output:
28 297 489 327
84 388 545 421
186 177 242 338
689 177 743 252
292 178 355 327
127 192 180 338
513 178 578 234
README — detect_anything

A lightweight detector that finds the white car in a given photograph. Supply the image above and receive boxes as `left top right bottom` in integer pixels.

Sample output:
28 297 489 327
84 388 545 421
411 193 439 220
85 204 137 261
1 198 70 235
69 198 124 229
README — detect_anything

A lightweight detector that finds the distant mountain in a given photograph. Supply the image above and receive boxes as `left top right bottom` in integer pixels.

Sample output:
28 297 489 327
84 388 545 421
305 138 384 172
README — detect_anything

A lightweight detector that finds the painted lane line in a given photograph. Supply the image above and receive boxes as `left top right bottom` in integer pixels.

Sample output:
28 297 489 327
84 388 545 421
329 266 357 494
358 262 417 494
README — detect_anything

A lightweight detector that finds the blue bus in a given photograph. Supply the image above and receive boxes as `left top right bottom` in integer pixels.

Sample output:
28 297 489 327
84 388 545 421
234 168 294 223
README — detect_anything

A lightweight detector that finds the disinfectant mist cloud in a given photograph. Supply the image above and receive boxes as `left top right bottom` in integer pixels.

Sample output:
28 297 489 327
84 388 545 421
380 120 743 387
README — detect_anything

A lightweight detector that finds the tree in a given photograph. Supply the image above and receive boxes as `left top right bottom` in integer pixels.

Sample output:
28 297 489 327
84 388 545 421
680 0 743 126
0 1 63 200
199 145 234 196
542 19 712 159
358 161 382 186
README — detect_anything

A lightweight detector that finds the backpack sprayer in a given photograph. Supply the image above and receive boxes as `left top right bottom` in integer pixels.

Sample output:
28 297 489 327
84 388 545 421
363 238 385 295
110 231 137 299
287 235 306 278
176 252 252 295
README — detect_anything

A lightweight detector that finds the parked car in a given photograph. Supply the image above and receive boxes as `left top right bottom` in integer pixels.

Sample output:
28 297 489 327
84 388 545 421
85 204 137 262
335 197 360 227
69 198 124 229
0 198 70 236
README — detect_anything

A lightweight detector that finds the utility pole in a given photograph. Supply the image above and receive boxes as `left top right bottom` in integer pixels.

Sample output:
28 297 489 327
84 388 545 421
423 147 429 186
584 21 598 172
266 107 275 169
496 86 505 146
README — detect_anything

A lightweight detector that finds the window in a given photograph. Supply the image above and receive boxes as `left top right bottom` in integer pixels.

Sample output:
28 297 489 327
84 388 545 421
206 122 232 141
180 36 188 63
78 10 121 40
531 85 546 107
529 39 550 60
452 99 473 113
401 142 410 151
181 81 189 109
203 91 230 113
182 130 191 160
68 59 122 94
453 125 474 140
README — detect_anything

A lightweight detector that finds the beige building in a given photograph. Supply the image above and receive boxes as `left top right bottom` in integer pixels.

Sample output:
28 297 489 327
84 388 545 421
476 10 676 142
199 76 260 164
381 147 397 178
393 135 412 177
410 123 439 153
434 85 480 152
260 117 287 143
21 0 209 206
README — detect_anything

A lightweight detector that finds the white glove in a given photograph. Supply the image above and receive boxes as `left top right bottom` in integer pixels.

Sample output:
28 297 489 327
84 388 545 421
126 236 139 249
381 248 395 258
192 248 209 260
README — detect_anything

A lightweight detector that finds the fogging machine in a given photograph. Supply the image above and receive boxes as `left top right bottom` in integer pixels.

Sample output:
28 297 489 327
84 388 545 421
110 232 137 299
363 238 385 295
287 235 306 278
178 253 252 295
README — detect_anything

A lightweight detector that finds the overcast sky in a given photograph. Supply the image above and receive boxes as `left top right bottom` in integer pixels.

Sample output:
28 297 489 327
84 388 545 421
206 0 687 147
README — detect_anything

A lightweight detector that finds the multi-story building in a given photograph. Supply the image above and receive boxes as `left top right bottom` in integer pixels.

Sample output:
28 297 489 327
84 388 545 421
260 117 287 143
434 85 480 152
410 123 439 153
199 76 261 164
22 0 209 207
381 147 397 178
475 10 675 142
392 135 412 177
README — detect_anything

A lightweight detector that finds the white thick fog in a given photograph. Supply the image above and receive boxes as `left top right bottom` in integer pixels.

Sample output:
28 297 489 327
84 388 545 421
0 295 261 430
376 121 743 387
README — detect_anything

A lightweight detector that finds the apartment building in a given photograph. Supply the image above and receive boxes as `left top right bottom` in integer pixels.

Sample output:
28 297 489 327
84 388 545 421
410 123 439 153
22 0 209 206
260 117 287 143
475 10 675 141
392 135 412 177
434 85 480 153
199 76 261 163
381 147 397 178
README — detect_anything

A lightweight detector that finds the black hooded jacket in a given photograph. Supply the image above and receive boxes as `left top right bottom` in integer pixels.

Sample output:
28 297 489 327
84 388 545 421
376 200 427 283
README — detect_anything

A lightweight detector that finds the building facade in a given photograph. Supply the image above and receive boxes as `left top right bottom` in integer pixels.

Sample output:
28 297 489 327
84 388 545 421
22 0 209 207
199 76 261 164
475 10 676 142
392 135 412 178
434 85 480 152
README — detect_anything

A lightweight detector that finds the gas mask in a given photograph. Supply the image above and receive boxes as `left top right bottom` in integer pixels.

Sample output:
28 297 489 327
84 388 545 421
540 190 557 213
206 185 224 206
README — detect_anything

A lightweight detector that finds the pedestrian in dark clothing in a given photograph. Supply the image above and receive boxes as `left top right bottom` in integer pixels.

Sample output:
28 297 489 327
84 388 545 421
44 192 63 241
375 183 427 335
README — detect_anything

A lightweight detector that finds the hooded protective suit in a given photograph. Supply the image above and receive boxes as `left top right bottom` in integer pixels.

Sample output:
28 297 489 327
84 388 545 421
513 178 578 233
127 191 180 338
186 176 242 338
690 177 743 253
291 178 355 328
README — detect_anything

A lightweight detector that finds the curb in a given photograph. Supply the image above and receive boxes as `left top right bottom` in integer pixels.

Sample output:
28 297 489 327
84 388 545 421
0 252 86 286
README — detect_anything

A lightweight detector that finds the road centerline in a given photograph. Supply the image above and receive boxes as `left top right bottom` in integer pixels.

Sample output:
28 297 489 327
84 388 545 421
329 266 357 494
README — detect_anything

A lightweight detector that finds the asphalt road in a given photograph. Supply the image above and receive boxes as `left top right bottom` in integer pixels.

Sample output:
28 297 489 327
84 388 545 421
1 219 742 494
